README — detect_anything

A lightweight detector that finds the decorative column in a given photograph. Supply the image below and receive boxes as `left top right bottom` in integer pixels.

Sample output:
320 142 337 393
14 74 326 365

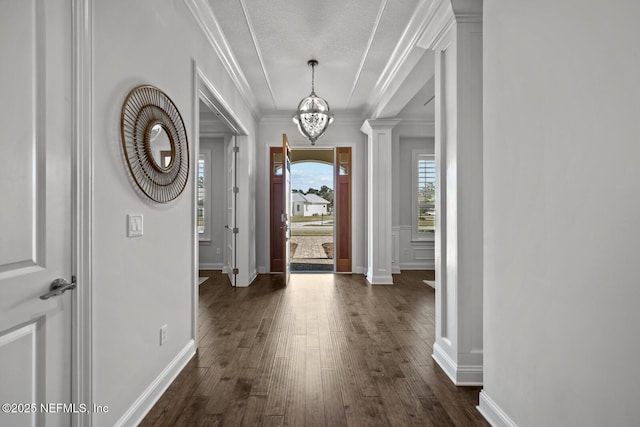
418 0 484 385
361 119 400 285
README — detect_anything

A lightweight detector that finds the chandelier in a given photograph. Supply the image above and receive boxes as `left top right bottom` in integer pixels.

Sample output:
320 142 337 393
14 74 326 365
292 59 334 145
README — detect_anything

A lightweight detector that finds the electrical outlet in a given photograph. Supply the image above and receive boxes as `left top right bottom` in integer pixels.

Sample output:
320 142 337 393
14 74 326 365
160 324 168 346
216 247 221 254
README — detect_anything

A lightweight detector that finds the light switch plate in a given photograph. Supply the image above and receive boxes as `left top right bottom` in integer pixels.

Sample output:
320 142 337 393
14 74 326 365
127 214 143 237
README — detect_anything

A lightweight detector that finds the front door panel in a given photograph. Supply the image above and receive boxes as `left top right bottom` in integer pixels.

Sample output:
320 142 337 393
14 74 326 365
335 147 352 272
282 134 292 284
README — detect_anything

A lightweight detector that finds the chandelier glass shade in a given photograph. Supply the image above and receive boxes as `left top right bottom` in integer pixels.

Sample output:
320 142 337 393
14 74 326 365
292 60 334 145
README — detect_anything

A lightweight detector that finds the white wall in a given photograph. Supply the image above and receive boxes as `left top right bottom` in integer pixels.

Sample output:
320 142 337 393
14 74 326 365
482 1 640 425
199 137 226 269
302 203 329 217
256 117 367 273
92 0 256 424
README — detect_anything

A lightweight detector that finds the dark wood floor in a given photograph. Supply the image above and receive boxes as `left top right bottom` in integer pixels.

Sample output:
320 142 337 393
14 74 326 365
141 271 488 426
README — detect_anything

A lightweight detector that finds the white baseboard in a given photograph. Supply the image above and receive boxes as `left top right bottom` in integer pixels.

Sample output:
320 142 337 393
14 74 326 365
432 341 483 386
257 266 267 274
354 266 365 274
115 340 196 427
392 265 401 274
199 262 223 270
478 391 518 427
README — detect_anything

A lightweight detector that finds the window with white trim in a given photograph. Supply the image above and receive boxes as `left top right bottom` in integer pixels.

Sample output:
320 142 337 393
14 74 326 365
198 149 212 241
412 151 436 240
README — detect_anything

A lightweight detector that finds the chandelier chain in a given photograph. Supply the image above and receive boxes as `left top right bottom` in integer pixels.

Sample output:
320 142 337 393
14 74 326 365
311 62 315 94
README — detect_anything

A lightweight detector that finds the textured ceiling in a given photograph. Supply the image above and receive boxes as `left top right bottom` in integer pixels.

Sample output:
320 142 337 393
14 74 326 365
207 0 427 116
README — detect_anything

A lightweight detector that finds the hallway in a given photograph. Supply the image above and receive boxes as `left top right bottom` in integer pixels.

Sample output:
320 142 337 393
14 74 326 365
141 271 487 426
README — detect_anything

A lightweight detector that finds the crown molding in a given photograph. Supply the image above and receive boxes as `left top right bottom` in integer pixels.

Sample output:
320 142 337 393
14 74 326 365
417 0 483 50
238 0 277 110
184 0 260 120
347 0 389 108
365 0 482 118
365 0 435 118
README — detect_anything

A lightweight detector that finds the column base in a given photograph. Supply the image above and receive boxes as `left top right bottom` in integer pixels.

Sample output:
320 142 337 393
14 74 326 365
432 341 483 386
366 272 394 285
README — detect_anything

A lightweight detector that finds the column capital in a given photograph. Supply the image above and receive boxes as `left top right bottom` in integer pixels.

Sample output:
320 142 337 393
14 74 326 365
360 118 401 135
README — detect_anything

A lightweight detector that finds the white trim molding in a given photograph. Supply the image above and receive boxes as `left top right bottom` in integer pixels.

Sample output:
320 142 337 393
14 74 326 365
237 0 277 110
392 227 401 274
417 0 483 51
184 0 260 120
478 391 518 427
432 342 483 386
365 0 434 117
347 0 389 108
72 0 93 426
115 340 196 427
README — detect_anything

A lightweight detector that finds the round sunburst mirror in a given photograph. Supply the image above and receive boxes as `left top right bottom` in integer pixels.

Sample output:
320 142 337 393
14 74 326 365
120 85 189 203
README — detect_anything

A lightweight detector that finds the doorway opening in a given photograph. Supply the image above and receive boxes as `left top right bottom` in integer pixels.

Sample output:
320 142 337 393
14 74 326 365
270 146 351 274
193 63 249 298
290 150 334 272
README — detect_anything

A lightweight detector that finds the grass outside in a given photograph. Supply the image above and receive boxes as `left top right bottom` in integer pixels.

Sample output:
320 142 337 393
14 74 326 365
291 215 334 223
291 229 333 237
419 216 435 231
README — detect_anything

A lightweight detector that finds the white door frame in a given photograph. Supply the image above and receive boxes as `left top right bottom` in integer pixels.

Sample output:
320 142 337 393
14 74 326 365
191 62 249 343
73 0 94 426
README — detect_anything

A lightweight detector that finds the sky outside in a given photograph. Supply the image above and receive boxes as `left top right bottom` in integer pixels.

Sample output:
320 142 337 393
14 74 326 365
291 162 333 193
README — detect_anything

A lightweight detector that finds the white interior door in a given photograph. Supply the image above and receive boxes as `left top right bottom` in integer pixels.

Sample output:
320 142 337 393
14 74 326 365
0 0 73 426
225 135 237 286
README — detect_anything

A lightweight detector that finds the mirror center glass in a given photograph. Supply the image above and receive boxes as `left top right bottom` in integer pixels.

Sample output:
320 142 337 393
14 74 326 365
148 123 174 170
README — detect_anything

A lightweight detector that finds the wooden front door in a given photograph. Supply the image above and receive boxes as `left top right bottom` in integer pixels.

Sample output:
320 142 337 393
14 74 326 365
270 146 284 272
269 136 292 279
335 147 352 272
282 135 292 283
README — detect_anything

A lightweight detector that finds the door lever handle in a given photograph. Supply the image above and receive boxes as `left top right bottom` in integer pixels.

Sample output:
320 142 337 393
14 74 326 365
40 277 76 300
